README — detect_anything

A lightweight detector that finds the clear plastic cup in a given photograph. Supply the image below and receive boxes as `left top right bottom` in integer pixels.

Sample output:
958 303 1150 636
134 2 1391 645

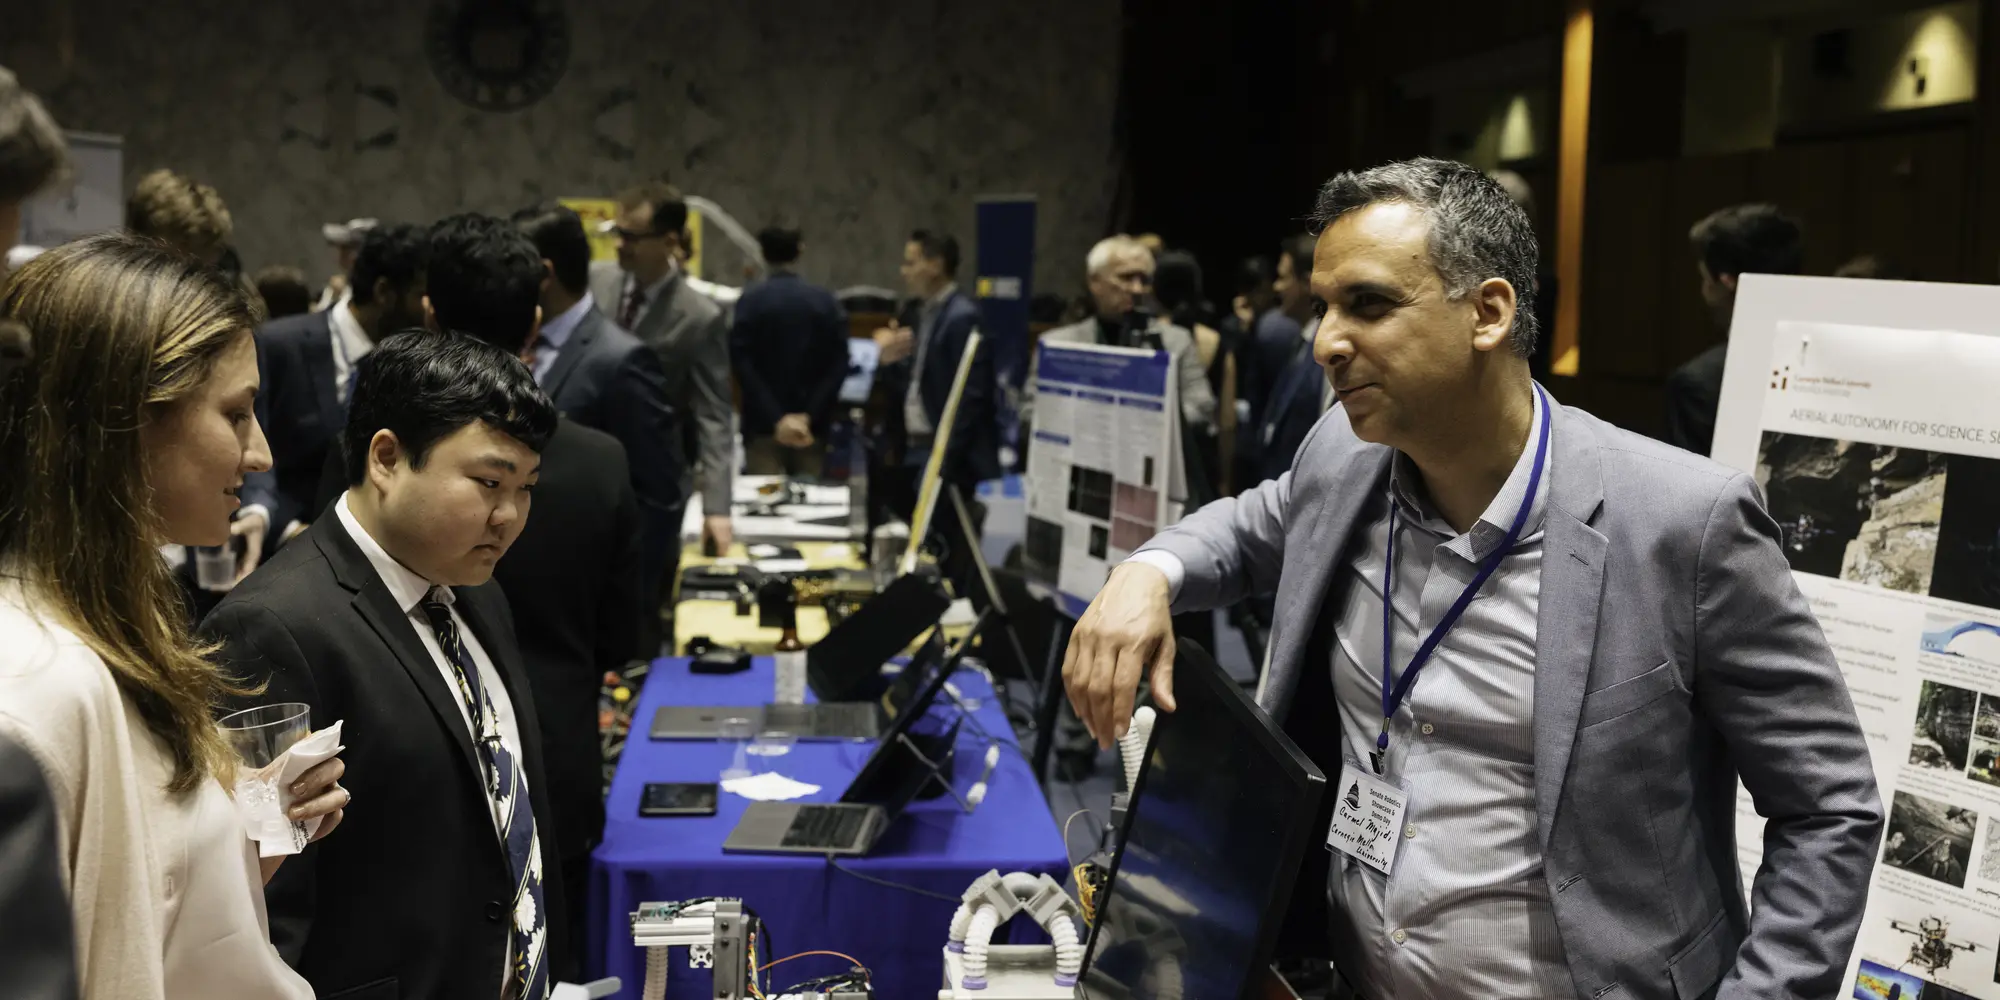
218 702 312 769
719 716 755 781
194 544 237 592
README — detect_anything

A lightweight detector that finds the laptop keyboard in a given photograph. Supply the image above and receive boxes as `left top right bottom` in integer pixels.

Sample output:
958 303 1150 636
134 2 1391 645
814 702 878 737
783 806 870 848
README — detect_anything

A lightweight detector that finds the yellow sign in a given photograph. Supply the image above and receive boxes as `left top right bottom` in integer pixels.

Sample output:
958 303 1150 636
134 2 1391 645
560 197 619 263
560 196 704 277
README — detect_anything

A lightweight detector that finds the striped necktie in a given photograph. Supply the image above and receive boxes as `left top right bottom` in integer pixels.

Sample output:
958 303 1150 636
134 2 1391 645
419 587 550 1000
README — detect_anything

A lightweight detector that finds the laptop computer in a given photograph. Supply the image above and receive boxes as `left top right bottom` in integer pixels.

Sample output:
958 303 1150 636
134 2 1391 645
721 632 969 856
649 629 948 742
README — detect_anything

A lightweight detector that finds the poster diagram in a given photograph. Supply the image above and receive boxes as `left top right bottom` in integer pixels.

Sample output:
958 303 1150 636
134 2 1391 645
1021 341 1176 616
1717 317 2000 999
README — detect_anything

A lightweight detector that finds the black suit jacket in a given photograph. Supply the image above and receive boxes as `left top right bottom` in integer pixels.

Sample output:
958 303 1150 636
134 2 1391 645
1664 342 1727 457
879 290 1001 486
539 306 685 603
0 731 77 1000
204 514 568 1000
489 418 641 880
245 310 347 540
728 271 850 436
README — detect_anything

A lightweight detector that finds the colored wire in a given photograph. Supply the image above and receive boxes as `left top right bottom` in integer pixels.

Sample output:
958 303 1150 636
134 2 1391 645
1061 807 1097 870
757 949 868 974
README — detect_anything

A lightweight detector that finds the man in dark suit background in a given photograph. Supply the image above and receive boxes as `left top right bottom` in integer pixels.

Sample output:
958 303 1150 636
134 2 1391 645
730 225 849 477
0 731 76 1000
589 181 736 560
870 229 999 594
207 330 567 1000
512 200 684 623
1663 203 1802 458
243 222 429 549
427 212 644 980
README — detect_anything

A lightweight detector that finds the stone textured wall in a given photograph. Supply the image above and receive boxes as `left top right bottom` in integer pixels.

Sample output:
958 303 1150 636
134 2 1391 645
2 0 1120 294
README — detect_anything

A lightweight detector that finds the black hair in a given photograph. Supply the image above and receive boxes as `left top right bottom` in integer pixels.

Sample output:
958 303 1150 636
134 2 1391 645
510 200 590 296
1152 250 1207 326
1309 157 1541 358
348 222 430 308
254 265 313 319
909 229 959 278
758 226 802 266
1689 203 1803 281
1279 235 1315 286
617 180 688 238
427 213 545 355
342 329 556 487
1235 255 1274 297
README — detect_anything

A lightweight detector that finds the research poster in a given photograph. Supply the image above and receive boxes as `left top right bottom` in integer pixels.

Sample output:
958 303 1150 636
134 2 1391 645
1714 277 2000 999
1022 341 1176 617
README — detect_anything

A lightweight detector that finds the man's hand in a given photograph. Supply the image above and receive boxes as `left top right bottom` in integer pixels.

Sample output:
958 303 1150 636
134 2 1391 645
1232 295 1255 329
703 514 734 554
1062 562 1179 748
775 413 815 448
280 519 309 545
230 510 268 585
874 323 914 365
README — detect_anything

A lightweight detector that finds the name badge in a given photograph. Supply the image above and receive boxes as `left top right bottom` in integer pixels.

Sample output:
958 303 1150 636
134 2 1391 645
1328 760 1410 877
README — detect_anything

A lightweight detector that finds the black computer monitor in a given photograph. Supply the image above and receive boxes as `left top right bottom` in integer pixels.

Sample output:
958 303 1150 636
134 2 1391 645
807 570 952 702
1080 640 1327 1000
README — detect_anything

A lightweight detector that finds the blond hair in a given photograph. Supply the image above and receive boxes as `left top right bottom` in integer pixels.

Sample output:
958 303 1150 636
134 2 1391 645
0 232 258 792
125 168 234 262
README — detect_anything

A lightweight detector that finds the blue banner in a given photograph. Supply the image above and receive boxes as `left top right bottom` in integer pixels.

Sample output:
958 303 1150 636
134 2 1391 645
1034 341 1172 397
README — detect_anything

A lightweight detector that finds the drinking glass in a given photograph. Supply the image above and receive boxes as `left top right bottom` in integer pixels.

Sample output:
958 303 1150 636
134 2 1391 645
219 702 312 769
194 544 237 592
748 730 796 771
719 716 755 781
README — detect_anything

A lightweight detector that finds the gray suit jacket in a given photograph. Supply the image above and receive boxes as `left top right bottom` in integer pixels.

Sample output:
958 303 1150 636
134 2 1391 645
591 261 734 516
1139 393 1882 1000
1025 317 1217 433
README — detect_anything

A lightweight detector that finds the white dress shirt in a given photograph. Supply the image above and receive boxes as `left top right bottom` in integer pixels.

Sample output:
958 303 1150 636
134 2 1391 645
1129 390 1571 999
327 300 374 404
531 291 594 384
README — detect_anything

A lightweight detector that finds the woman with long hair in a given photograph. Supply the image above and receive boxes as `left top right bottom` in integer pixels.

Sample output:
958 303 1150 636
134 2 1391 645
0 232 347 998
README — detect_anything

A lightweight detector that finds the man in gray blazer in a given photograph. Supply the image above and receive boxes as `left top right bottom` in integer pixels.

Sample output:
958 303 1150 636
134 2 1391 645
1063 159 1881 1000
590 181 735 559
1022 234 1216 439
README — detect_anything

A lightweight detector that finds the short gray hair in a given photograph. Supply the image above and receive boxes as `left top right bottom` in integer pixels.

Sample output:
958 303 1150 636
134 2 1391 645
1086 235 1150 276
1308 157 1540 357
0 66 67 204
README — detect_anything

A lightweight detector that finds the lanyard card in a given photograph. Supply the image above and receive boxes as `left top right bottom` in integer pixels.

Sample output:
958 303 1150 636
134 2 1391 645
1328 759 1410 878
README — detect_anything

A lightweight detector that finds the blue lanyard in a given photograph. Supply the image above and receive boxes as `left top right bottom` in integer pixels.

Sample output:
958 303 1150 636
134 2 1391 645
1373 383 1552 774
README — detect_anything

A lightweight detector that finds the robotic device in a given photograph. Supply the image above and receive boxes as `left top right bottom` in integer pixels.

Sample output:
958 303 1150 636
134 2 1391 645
631 898 873 1000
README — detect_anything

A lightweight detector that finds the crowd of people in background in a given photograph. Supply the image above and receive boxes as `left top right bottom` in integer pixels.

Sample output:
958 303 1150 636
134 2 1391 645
0 54 1895 1000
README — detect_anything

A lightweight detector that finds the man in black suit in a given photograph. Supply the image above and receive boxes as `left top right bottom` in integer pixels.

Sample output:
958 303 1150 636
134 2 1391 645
870 230 998 594
730 225 849 477
242 223 429 550
426 212 644 979
512 201 683 615
1664 203 1802 457
207 330 566 1000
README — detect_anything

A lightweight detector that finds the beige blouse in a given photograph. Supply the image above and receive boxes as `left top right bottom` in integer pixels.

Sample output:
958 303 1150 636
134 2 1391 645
0 577 312 1000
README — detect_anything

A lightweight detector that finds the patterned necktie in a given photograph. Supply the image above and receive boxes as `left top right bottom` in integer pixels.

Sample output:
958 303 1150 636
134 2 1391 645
618 281 646 330
419 587 550 1000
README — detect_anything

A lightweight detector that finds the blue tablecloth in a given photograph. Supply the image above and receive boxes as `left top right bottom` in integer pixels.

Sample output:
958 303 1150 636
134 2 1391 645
588 656 1067 999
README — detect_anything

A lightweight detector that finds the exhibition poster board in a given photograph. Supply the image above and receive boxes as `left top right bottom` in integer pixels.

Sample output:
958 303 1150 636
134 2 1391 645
19 130 122 248
1022 341 1176 617
1715 274 2000 998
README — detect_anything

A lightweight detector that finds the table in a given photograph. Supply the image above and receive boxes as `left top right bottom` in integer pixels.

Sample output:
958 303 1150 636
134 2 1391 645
588 657 1068 999
672 539 869 654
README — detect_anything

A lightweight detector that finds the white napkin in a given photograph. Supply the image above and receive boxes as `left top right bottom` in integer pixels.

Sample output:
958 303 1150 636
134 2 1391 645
721 772 821 802
234 721 345 858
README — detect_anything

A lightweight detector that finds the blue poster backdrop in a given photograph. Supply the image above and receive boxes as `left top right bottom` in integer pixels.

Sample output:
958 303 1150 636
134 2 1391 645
975 195 1036 460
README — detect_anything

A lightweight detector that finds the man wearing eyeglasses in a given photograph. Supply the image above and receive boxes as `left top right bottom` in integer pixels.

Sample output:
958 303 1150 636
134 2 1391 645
589 182 733 632
1022 234 1217 440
